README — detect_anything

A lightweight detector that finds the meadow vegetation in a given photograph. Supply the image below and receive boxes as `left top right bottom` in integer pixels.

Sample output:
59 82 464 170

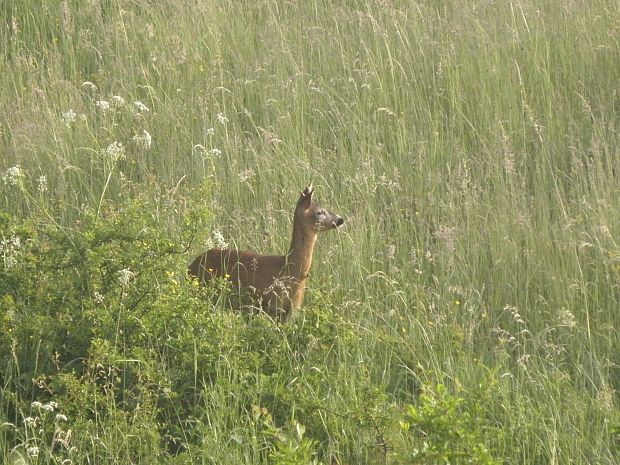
1 0 619 463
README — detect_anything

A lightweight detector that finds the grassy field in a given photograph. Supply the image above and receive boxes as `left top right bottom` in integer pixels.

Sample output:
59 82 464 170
1 0 619 463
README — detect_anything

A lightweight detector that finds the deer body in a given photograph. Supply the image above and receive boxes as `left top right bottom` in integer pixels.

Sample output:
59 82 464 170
188 184 343 319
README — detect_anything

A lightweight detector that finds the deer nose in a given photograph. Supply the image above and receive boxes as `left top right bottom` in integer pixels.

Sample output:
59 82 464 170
335 217 344 227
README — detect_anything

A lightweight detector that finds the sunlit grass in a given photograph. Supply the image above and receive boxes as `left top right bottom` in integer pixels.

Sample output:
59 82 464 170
1 0 619 463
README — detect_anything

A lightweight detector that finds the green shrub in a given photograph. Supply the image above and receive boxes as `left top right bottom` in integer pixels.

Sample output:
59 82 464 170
0 188 212 463
398 383 501 465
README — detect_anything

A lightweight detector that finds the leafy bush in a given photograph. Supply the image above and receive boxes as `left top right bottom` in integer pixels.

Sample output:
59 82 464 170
397 383 501 465
0 188 213 463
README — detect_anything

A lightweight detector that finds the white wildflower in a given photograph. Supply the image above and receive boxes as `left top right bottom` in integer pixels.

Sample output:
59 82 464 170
4 256 16 269
61 109 77 127
208 148 222 157
133 101 150 113
117 268 135 287
55 413 68 422
2 235 22 268
24 417 38 427
38 175 48 193
212 230 228 248
93 291 104 304
10 236 20 249
31 401 43 409
559 308 577 328
81 81 97 92
2 165 25 186
103 141 125 162
216 112 228 124
204 127 215 136
43 401 58 412
96 100 110 112
133 130 152 150
5 255 17 269
111 95 126 107
27 446 40 458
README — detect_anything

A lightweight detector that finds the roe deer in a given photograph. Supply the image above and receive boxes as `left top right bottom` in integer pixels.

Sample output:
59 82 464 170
188 184 344 320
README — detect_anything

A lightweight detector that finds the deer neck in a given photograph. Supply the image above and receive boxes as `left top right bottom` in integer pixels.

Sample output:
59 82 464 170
286 221 318 283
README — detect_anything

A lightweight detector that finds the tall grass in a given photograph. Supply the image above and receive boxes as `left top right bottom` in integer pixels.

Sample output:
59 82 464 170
1 0 619 463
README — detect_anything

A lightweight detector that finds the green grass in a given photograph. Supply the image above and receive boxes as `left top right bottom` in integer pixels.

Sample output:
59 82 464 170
1 0 619 463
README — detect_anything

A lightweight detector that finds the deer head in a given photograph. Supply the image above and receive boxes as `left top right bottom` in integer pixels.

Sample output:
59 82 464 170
295 183 344 233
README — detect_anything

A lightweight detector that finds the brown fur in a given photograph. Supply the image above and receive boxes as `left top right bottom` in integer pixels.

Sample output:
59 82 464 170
188 184 343 320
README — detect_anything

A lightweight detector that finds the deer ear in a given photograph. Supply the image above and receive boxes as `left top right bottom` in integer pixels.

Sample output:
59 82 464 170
300 182 313 197
299 183 314 209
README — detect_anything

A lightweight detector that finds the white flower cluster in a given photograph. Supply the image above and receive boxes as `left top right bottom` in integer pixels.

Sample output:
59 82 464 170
112 95 126 107
22 400 70 461
96 96 146 113
133 101 150 113
31 400 58 412
93 91 149 116
133 130 152 150
194 145 222 159
95 100 111 112
212 230 228 248
61 109 77 127
37 175 48 193
23 400 71 462
2 165 24 186
94 291 104 304
82 81 97 92
216 112 228 124
60 90 154 165
103 141 125 162
1 235 21 270
117 268 135 287
60 108 88 127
